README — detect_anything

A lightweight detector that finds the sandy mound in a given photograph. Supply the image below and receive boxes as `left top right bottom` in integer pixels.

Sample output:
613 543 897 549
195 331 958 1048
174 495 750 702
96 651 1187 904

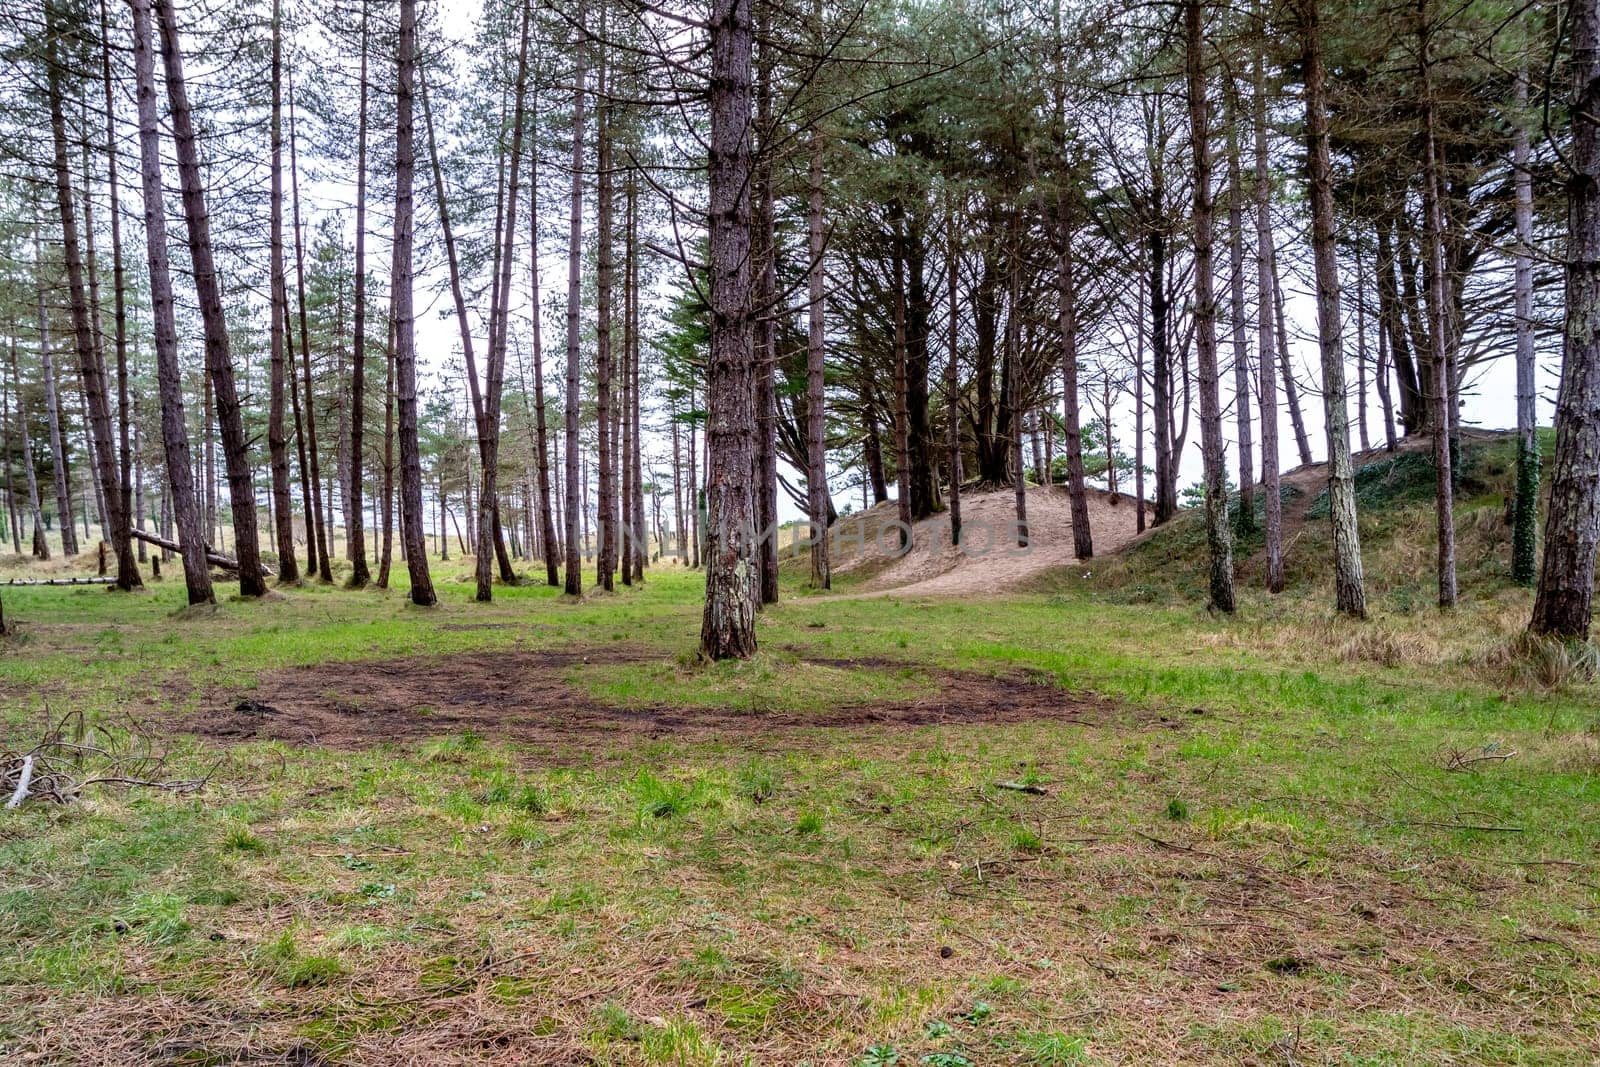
827 485 1142 598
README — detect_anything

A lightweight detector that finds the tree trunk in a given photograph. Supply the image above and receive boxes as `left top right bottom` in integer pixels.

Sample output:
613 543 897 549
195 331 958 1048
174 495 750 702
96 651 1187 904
563 19 588 597
753 21 779 605
347 0 372 587
1530 0 1600 638
46 15 139 590
700 0 759 659
628 177 647 582
268 0 297 583
7 341 48 559
1268 243 1315 469
1056 201 1093 559
1185 0 1234 613
527 110 560 587
378 308 395 587
393 0 433 605
476 1 531 603
101 0 133 564
1304 0 1366 617
155 0 265 596
288 66 330 582
805 136 831 583
942 198 961 552
130 0 211 603
595 38 616 593
1006 216 1027 547
1512 67 1540 587
36 232 77 557
893 242 914 553
1418 0 1456 608
1225 85 1255 535
1252 30 1284 593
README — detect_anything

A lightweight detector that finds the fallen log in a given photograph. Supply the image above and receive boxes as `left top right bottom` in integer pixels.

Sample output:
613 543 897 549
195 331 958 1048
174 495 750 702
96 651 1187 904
130 529 271 578
3 576 117 586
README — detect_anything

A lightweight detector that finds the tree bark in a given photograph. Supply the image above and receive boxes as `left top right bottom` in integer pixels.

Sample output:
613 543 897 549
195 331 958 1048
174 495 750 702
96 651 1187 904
808 134 832 583
1185 0 1235 613
394 0 433 605
1056 201 1092 558
1531 0 1600 639
528 106 560 587
753 21 779 605
563 19 588 597
130 0 210 603
1512 67 1540 587
288 67 330 582
46 11 139 590
942 198 961 552
475 1 531 602
1252 28 1284 593
1225 84 1255 534
700 0 760 659
347 0 372 586
595 37 616 593
155 0 265 596
1304 0 1366 617
7 340 48 559
1418 0 1456 608
268 0 298 583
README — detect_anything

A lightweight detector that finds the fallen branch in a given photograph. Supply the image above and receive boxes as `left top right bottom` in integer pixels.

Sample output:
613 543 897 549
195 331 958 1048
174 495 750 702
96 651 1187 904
130 529 270 578
993 780 1049 796
1445 748 1518 772
3 577 116 586
2 705 215 809
5 754 33 809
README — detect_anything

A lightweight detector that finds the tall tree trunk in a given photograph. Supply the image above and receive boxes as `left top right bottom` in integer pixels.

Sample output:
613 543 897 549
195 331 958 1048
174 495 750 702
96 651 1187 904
393 0 433 605
1354 243 1370 452
1252 29 1284 592
1006 216 1027 547
1225 85 1255 534
628 177 647 581
1149 223 1175 524
1376 217 1423 433
101 0 132 560
753 19 779 605
595 38 616 593
288 65 330 581
1512 67 1540 587
1185 0 1234 613
1418 0 1456 608
475 0 531 603
1530 0 1600 638
130 0 210 603
35 231 77 557
46 12 139 590
528 111 560 588
563 18 587 597
378 309 395 586
8 341 48 559
1056 202 1092 558
893 240 914 552
700 0 759 659
1268 244 1315 468
942 197 961 551
1304 0 1366 617
347 0 372 586
268 0 297 583
155 0 265 596
806 136 832 583
1135 261 1146 533
1 357 19 554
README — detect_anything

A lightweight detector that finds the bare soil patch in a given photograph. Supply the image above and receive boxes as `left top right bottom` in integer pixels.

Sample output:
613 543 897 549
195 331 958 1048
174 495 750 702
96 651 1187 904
826 484 1143 598
185 648 1124 750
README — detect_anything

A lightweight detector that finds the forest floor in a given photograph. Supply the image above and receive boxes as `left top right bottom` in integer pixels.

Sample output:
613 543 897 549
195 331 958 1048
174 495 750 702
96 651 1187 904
1 542 1598 1064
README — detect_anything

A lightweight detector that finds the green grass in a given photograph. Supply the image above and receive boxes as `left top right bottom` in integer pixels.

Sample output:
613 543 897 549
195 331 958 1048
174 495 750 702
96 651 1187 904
1 549 1598 1062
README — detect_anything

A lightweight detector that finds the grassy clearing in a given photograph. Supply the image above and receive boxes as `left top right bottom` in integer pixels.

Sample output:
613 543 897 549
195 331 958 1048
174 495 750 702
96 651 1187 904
2 539 1599 1062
